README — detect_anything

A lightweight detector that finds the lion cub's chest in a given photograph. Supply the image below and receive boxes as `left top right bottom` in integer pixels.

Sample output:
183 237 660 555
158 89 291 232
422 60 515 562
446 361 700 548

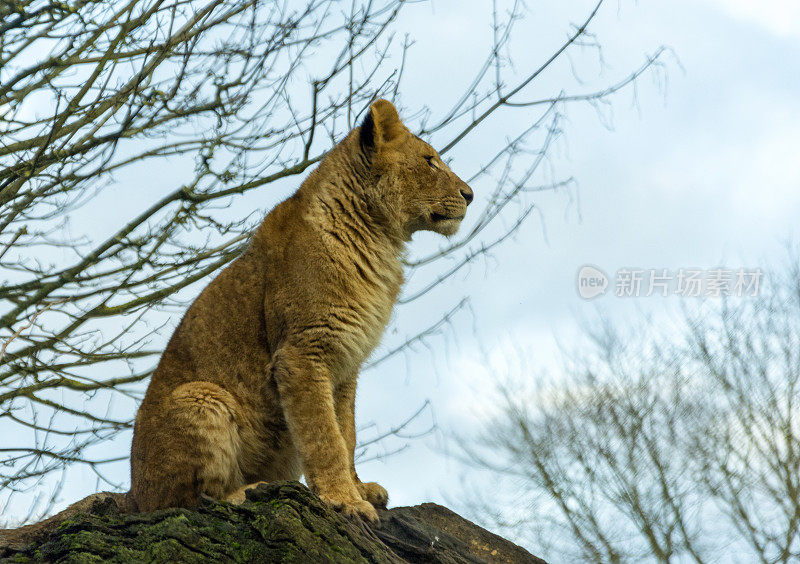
326 244 403 382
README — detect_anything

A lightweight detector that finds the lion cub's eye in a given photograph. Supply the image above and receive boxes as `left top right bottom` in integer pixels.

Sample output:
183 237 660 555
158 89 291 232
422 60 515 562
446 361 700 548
424 155 438 169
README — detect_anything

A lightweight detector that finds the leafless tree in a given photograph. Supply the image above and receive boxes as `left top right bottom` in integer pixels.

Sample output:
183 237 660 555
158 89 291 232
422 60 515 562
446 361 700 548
0 0 665 523
458 262 800 563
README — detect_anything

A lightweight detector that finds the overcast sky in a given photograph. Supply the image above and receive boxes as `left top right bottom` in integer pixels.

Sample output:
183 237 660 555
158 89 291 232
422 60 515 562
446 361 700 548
354 0 800 502
358 0 800 546
6 0 800 555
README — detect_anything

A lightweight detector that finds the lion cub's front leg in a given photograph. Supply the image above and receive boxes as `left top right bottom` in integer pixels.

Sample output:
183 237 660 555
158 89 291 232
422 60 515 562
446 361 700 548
272 346 378 524
335 380 389 509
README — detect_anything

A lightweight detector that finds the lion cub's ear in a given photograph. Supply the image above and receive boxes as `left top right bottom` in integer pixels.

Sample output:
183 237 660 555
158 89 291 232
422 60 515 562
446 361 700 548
360 99 407 151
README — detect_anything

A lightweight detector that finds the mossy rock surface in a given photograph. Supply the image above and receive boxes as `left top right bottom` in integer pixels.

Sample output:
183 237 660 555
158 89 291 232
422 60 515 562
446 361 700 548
1 482 544 563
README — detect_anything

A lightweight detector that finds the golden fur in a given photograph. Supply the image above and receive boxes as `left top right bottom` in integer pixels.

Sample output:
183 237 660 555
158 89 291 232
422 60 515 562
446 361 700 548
129 99 474 522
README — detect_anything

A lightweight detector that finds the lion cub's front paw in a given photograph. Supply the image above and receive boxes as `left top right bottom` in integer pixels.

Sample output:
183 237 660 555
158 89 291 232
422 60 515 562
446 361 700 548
318 493 380 525
357 481 388 509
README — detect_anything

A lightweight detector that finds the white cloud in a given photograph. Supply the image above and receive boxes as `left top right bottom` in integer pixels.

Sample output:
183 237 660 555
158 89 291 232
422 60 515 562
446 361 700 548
705 0 800 38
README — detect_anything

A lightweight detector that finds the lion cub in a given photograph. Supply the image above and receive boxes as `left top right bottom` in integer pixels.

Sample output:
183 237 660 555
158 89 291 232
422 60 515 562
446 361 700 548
129 99 474 523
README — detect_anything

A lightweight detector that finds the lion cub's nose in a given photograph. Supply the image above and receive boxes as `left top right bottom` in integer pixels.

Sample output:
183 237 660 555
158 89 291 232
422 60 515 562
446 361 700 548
459 184 474 206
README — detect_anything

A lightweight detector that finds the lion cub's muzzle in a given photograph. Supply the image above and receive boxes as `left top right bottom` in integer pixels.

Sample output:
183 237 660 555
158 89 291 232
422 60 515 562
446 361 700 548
426 179 474 236
459 182 474 206
431 179 473 223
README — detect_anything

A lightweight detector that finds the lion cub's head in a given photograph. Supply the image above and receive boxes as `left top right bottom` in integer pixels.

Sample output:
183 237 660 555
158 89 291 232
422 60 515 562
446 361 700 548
359 99 474 238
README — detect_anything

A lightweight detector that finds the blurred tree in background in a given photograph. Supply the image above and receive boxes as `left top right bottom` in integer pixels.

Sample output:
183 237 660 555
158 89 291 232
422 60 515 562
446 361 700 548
460 262 800 563
0 0 665 523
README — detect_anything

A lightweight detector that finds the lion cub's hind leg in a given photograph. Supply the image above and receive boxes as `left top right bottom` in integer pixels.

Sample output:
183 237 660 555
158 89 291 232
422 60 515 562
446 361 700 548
225 481 277 504
132 381 245 511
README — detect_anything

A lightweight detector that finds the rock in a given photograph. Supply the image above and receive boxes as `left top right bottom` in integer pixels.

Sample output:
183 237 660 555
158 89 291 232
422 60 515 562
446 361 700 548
0 481 544 563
